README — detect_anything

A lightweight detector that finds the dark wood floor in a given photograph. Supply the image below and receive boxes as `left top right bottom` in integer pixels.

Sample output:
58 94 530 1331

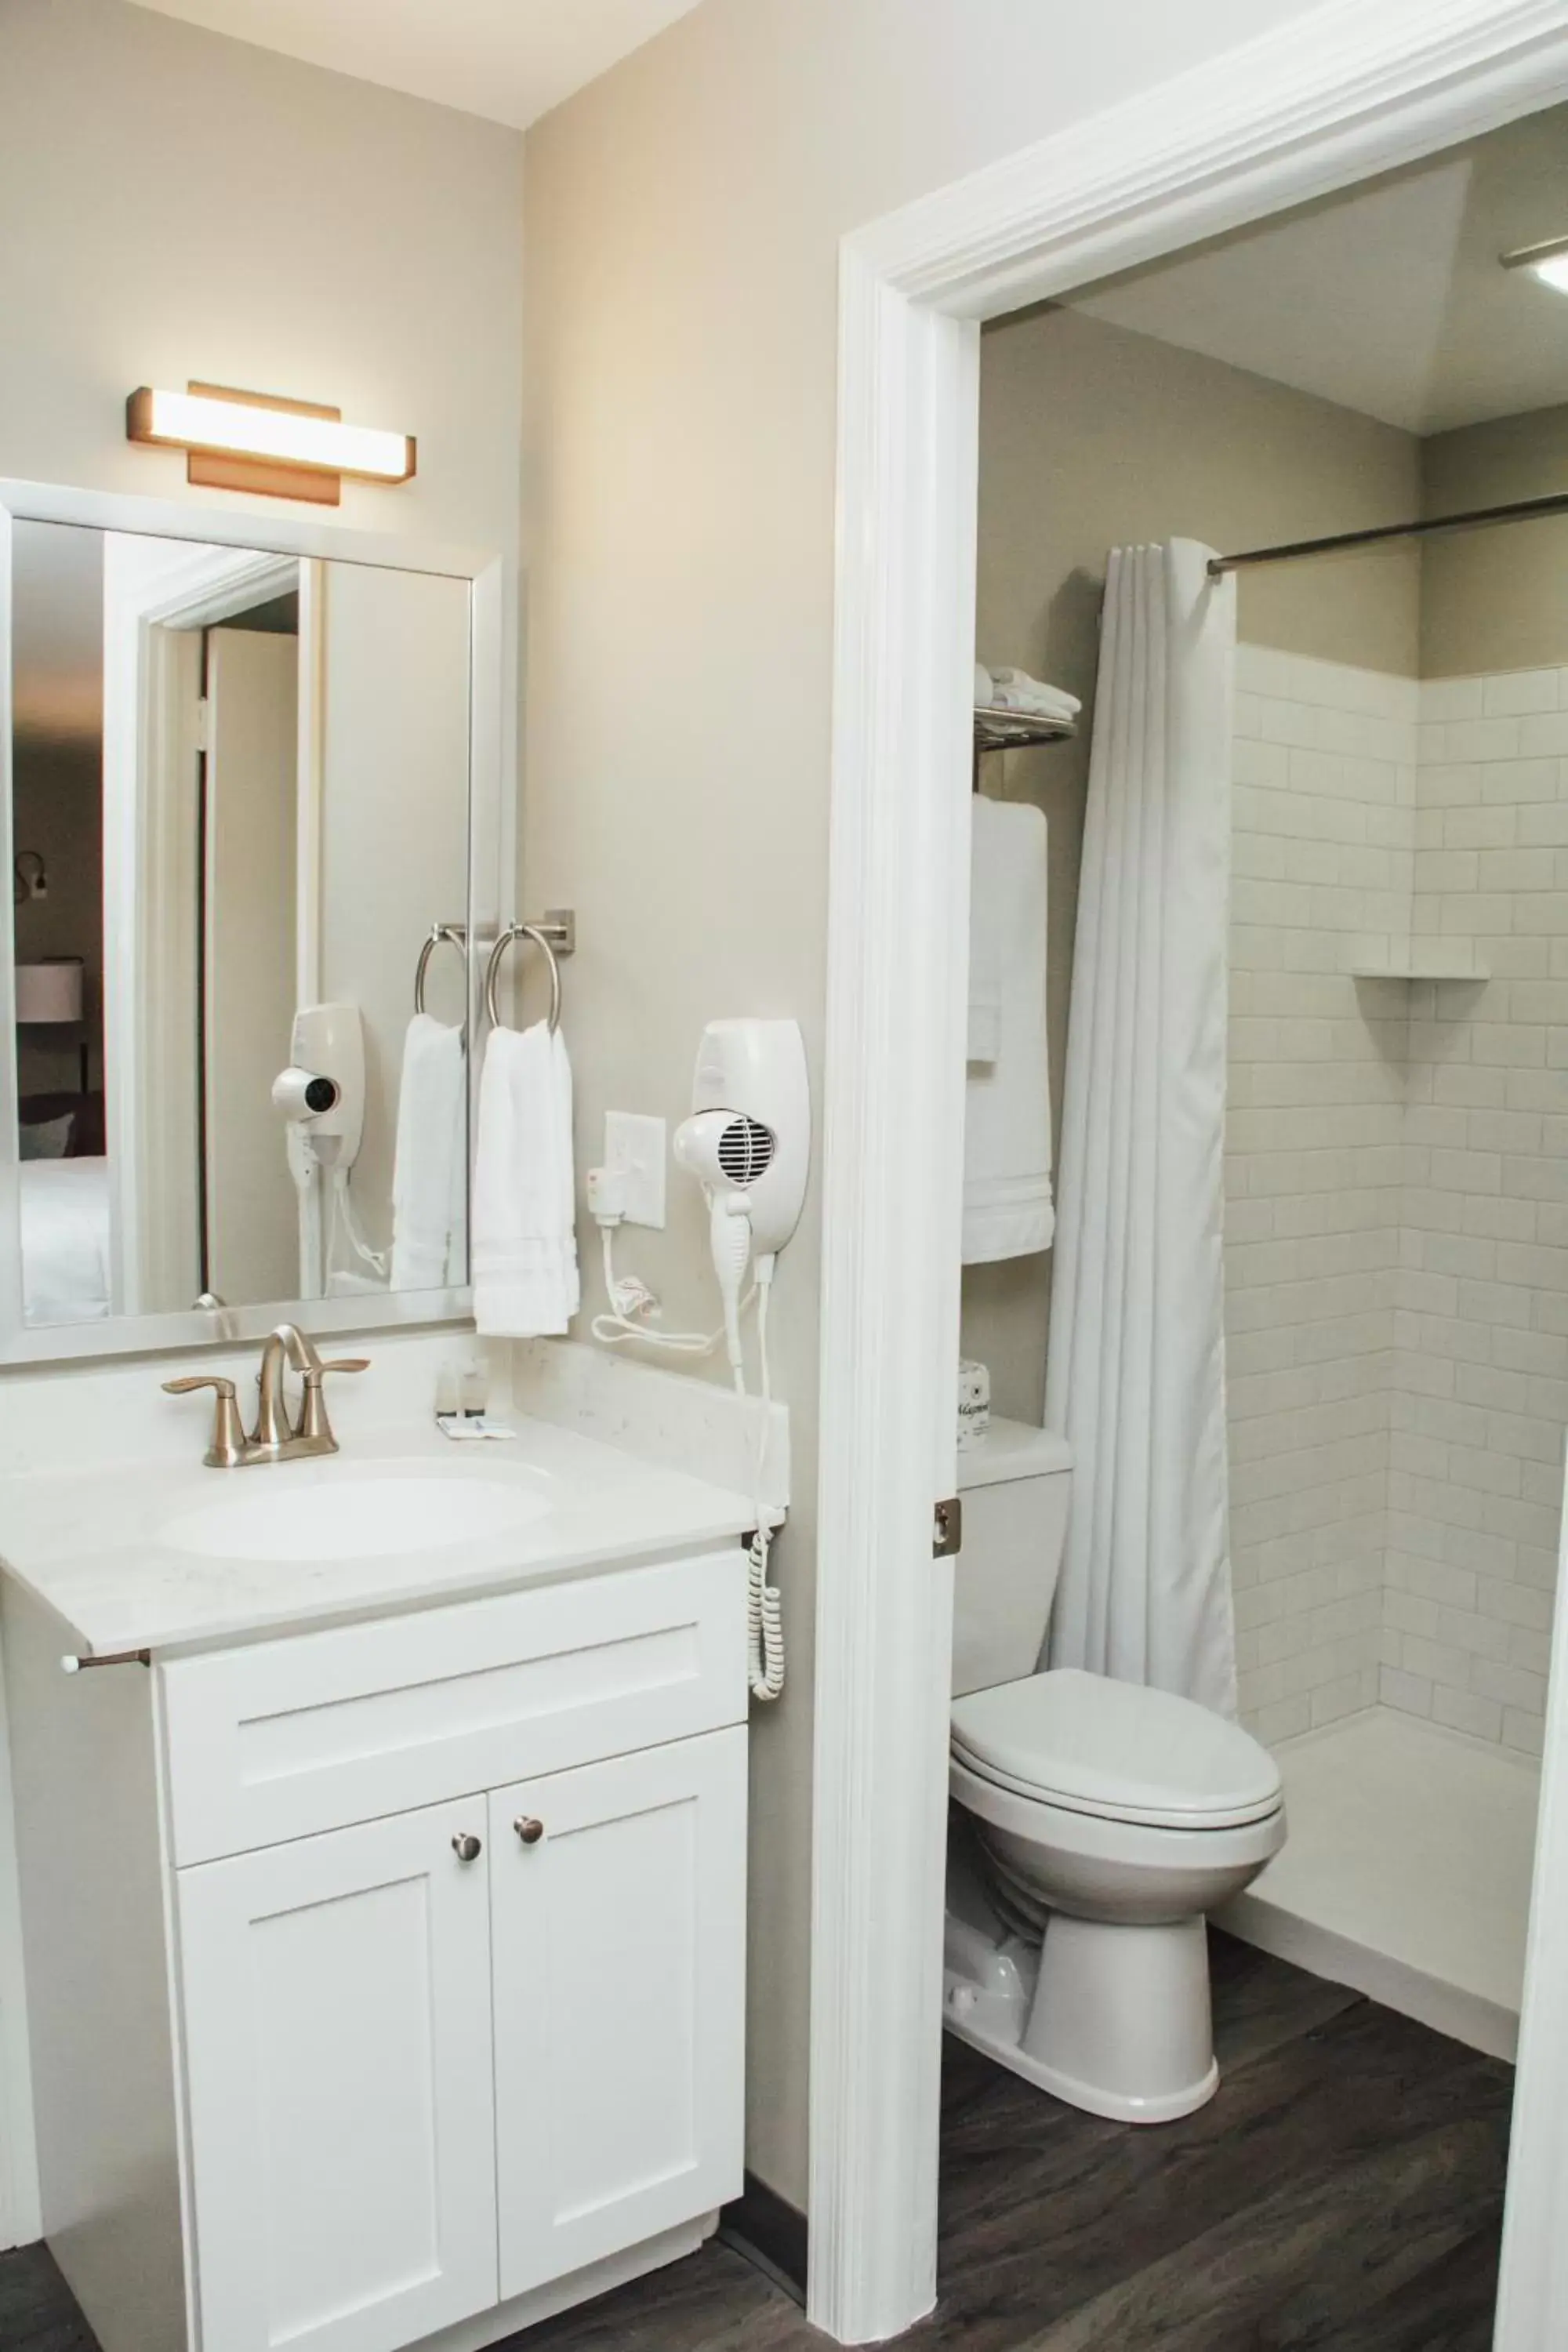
0 1933 1514 2352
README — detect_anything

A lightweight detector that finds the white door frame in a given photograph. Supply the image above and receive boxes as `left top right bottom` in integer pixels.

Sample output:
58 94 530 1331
103 541 299 1316
808 2 1568 2341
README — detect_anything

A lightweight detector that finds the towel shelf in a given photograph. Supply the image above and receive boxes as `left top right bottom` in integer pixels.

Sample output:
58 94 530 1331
974 706 1076 791
975 706 1076 754
484 911 576 1036
413 921 467 1015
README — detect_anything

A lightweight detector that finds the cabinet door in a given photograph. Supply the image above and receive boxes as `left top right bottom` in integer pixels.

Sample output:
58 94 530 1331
176 1801 498 2352
490 1726 747 2298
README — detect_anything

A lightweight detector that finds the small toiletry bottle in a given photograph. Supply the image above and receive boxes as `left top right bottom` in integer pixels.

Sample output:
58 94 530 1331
957 1359 990 1450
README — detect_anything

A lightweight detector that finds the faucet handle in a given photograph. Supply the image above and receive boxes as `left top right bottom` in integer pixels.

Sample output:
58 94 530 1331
162 1374 248 1469
296 1356 370 1446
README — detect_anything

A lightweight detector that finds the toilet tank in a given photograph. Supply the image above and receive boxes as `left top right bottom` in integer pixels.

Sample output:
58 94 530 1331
952 1418 1073 1697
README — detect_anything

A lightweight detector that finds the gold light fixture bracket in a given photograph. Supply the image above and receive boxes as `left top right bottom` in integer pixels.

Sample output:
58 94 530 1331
125 382 416 504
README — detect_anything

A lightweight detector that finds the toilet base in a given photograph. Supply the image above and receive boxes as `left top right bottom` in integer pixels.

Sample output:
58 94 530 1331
943 1900 1221 2124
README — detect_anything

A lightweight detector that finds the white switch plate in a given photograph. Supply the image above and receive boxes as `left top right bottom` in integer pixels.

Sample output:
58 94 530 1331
604 1112 667 1229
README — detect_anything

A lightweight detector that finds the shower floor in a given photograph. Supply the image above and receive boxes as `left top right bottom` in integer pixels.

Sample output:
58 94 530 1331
1218 1705 1541 2061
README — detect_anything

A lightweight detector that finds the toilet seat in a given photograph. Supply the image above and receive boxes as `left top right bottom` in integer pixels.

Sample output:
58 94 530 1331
949 1667 1283 1831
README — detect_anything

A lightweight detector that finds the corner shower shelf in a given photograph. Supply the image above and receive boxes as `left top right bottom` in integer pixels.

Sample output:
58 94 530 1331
974 706 1077 753
1348 947 1490 982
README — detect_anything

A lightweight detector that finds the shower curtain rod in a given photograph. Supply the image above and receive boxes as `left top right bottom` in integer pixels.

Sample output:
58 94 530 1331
1207 488 1568 576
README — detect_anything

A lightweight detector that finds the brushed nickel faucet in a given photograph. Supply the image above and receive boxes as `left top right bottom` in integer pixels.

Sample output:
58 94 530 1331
163 1325 369 1468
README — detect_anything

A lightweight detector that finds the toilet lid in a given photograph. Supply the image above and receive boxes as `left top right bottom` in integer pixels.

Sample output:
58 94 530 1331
949 1668 1283 1829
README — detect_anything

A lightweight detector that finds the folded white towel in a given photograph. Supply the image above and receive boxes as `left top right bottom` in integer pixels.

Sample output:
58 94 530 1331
472 1022 580 1337
988 668 1081 723
390 1013 467 1291
967 799 1005 1065
975 662 995 708
964 797 1054 1262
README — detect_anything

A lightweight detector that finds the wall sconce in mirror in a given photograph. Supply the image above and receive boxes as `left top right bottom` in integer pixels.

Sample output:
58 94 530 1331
13 851 47 907
125 382 416 506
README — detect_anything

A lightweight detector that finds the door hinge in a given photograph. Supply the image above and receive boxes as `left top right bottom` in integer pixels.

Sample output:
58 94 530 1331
194 695 212 753
933 1497 963 1559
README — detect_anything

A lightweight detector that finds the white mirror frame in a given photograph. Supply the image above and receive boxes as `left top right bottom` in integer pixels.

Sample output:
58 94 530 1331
0 476 513 1365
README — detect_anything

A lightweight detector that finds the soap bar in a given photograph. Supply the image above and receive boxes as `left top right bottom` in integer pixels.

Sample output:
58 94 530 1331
436 1412 514 1443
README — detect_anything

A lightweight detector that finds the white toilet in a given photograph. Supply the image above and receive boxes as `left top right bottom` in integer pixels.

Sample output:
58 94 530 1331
944 1419 1286 2124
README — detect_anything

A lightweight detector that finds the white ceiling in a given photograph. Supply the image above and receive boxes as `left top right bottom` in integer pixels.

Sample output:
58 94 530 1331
127 0 703 131
1071 104 1568 436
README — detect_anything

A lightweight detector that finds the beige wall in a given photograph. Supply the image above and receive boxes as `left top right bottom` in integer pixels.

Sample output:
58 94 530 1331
0 0 524 560
966 306 1422 1423
521 0 1332 2210
1421 404 1568 677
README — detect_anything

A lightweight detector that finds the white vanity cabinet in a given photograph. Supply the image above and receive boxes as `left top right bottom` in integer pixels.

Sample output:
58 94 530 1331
489 1731 747 2302
177 1798 502 2352
1 1544 750 2352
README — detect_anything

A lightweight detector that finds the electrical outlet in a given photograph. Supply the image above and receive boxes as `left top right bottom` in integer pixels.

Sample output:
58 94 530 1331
604 1112 667 1229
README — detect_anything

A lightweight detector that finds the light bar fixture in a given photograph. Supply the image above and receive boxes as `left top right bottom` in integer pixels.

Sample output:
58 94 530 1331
126 382 416 505
1500 234 1568 296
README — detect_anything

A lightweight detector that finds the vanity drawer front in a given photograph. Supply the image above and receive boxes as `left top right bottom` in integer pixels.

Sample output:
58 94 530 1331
159 1550 747 1866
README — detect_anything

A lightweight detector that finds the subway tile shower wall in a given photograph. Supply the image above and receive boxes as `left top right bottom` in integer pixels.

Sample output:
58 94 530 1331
1229 648 1568 1757
1228 648 1416 1745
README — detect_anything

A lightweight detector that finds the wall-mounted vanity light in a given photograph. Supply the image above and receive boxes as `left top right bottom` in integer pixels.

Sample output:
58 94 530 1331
125 382 416 506
1500 234 1568 296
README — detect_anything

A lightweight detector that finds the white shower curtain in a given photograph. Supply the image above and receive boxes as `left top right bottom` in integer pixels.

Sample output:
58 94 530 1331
1044 538 1239 1715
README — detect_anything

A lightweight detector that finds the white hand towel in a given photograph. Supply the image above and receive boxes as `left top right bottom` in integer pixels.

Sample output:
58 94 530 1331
964 797 1053 1262
967 797 1006 1065
390 1013 466 1291
988 668 1081 723
975 662 995 708
472 1022 580 1337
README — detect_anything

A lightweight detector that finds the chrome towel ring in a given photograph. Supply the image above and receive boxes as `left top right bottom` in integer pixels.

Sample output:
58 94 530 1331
484 911 576 1036
414 921 466 1015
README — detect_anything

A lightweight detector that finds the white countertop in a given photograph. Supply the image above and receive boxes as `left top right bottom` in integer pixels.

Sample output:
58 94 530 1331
0 1415 758 1659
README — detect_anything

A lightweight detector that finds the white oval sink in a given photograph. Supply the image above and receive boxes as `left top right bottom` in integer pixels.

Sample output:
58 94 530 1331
160 1475 553 1563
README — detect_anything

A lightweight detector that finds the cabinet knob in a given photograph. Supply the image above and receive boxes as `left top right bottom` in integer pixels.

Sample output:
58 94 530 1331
452 1832 482 1863
514 1817 546 1846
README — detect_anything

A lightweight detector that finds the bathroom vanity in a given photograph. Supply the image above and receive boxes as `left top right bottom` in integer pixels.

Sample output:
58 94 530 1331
0 471 771 2352
0 1416 756 2352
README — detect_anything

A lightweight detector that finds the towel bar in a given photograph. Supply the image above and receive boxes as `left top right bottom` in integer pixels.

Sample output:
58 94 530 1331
484 911 576 1035
414 920 467 1014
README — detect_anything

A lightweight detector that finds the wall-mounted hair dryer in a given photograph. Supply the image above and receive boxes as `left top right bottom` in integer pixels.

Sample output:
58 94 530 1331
271 1003 365 1172
586 1017 809 1705
272 1004 384 1283
673 1018 809 1391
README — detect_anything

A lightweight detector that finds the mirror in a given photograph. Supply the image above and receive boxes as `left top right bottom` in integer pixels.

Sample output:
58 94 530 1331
7 517 477 1337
